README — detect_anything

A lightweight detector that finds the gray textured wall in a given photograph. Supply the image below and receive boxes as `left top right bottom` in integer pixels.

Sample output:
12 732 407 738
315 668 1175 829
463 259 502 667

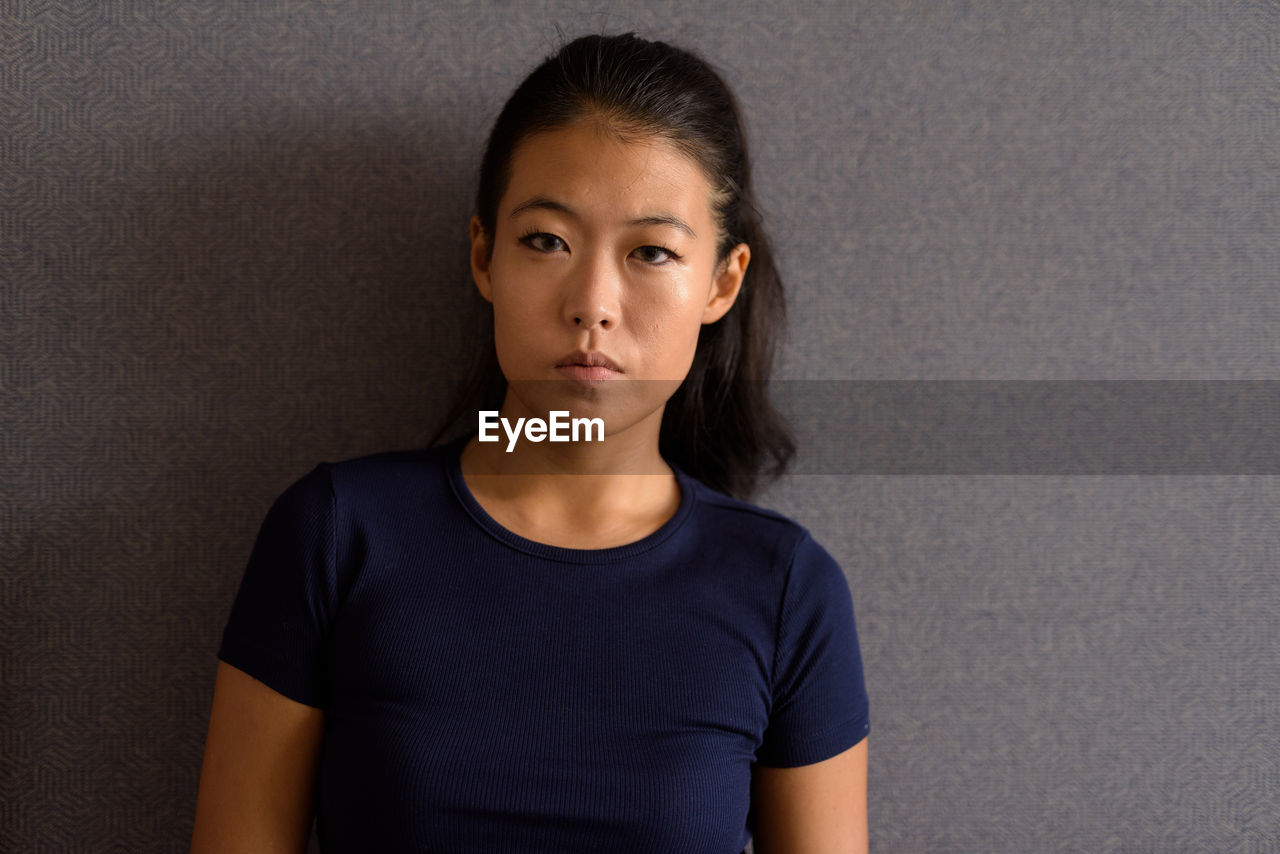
3 2 1278 851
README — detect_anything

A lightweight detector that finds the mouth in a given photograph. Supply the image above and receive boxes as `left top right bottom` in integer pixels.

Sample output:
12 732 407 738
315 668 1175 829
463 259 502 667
556 364 619 381
555 350 623 381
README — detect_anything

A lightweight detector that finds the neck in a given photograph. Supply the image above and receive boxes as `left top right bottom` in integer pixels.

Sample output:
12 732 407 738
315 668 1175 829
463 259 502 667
457 394 681 547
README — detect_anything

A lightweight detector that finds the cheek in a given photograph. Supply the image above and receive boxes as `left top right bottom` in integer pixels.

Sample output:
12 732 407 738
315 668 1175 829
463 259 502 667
488 277 548 364
492 300 544 358
630 289 707 367
489 260 551 330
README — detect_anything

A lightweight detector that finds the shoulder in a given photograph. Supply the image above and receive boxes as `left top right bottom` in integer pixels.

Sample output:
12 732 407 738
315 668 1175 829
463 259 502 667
685 474 803 532
322 445 442 490
285 444 449 502
260 445 451 530
681 473 825 571
681 475 855 613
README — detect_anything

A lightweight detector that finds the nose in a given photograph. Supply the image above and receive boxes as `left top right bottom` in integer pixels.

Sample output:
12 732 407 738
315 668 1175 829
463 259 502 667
562 251 620 331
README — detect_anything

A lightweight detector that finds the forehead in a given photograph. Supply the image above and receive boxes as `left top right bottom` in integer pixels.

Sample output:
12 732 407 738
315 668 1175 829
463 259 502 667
501 121 715 228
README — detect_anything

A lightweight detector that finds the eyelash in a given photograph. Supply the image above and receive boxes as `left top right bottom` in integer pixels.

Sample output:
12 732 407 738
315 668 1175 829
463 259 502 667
516 229 682 265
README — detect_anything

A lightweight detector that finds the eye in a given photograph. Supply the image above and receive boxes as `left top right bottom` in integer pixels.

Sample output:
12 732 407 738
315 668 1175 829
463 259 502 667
632 244 681 265
518 231 567 253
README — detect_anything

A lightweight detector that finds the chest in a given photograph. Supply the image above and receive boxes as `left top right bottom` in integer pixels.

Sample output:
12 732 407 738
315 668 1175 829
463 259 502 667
316 547 774 851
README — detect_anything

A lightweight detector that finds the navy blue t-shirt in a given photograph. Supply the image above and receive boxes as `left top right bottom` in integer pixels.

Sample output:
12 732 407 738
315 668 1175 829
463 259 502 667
217 435 869 853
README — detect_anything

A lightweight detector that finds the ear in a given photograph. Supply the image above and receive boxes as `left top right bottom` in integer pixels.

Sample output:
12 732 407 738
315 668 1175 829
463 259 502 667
702 243 750 324
469 215 494 303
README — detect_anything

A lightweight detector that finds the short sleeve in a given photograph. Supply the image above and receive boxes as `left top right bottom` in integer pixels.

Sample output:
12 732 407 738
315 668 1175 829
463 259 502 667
216 464 338 709
756 531 870 767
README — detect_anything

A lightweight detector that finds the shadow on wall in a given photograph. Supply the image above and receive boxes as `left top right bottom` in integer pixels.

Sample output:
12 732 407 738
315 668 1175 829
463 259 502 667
6 111 491 847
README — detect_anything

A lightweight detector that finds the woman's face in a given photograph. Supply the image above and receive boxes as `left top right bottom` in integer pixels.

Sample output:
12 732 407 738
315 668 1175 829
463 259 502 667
469 118 750 441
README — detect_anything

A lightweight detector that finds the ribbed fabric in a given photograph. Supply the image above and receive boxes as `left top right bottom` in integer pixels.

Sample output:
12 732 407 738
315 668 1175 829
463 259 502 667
217 434 869 853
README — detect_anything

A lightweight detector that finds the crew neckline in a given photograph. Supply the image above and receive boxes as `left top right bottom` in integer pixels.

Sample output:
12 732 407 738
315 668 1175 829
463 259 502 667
442 433 698 564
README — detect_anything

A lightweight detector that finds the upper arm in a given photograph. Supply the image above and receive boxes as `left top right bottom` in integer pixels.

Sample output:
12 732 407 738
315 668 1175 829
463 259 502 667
750 736 868 854
190 660 326 854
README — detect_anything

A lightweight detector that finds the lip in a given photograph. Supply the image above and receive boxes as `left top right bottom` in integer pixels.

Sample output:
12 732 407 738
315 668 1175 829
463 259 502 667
556 364 620 382
555 350 623 374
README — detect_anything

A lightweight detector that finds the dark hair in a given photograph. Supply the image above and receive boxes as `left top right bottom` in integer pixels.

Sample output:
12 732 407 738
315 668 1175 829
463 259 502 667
434 32 795 500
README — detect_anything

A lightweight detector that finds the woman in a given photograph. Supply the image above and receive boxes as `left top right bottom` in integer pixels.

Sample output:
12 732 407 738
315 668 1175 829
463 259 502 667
192 32 869 853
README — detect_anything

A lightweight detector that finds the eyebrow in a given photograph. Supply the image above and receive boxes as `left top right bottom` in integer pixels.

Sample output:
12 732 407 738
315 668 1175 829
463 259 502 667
508 196 698 239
